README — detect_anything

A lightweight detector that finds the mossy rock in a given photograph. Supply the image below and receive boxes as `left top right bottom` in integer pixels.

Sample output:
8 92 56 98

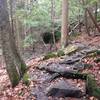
87 52 97 58
23 73 30 86
57 50 65 57
86 75 96 94
63 44 78 55
43 50 65 60
43 52 57 60
86 50 100 57
43 45 78 60
86 75 100 99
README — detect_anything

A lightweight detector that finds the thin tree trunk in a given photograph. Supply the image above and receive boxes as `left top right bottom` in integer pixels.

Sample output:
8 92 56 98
61 0 69 48
50 0 57 50
86 8 100 33
95 2 98 21
78 9 82 32
84 10 90 35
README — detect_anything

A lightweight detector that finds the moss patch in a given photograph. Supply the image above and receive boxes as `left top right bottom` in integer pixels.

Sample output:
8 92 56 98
43 45 78 60
21 63 27 75
12 73 20 88
43 52 57 60
57 50 65 57
63 44 78 55
86 75 100 99
23 73 30 86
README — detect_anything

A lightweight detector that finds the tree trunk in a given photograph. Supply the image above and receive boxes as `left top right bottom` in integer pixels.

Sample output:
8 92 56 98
84 10 90 36
0 0 26 87
95 2 98 21
61 0 69 48
86 8 100 33
51 0 57 50
10 0 26 77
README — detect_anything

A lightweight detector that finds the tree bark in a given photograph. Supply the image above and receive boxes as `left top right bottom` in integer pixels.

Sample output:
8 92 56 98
51 0 57 50
10 0 27 76
84 10 90 36
61 0 69 48
0 0 26 87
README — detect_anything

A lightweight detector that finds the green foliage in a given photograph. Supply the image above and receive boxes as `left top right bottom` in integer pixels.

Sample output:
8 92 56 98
15 0 52 28
23 34 36 48
15 0 100 49
15 0 100 29
15 0 85 30
69 0 84 23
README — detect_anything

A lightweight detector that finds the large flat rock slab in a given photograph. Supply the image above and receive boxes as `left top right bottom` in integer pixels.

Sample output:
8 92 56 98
45 80 84 98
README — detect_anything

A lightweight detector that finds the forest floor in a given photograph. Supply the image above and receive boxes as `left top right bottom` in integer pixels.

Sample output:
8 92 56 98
0 34 100 100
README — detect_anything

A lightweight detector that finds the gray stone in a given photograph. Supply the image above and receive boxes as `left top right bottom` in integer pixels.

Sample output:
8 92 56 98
45 80 83 98
73 62 84 71
38 62 75 73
